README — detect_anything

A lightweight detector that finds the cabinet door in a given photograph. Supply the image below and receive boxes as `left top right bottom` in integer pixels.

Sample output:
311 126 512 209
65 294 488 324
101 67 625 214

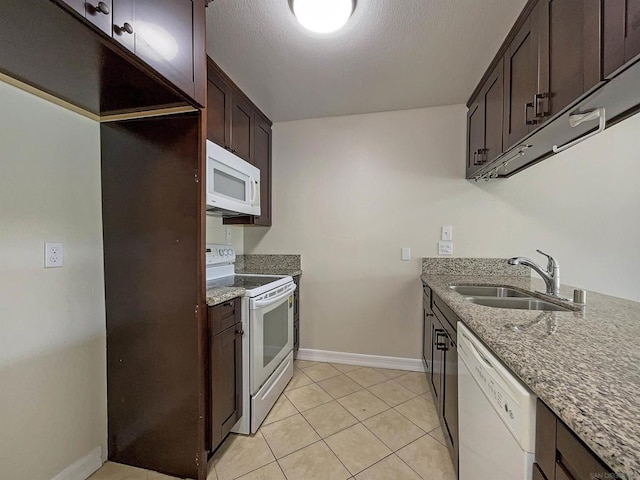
230 93 254 164
61 0 86 15
131 0 195 99
252 115 272 226
540 0 603 118
503 4 542 149
210 323 243 450
467 59 504 178
207 66 232 149
483 60 504 165
84 0 113 35
423 309 433 373
431 319 445 403
112 0 134 51
442 334 458 471
604 0 640 77
466 99 485 176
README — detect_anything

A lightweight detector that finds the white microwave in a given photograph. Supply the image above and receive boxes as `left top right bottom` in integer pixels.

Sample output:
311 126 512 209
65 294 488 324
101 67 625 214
206 140 261 217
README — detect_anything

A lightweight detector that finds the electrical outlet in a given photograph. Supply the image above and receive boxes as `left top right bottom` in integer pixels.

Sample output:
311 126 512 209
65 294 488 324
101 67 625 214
225 227 232 245
442 225 453 241
45 242 63 268
438 241 453 256
401 247 411 261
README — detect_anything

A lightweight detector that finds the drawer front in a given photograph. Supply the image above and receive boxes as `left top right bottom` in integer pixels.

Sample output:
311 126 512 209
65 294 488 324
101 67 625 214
209 298 241 335
533 463 549 480
556 421 612 480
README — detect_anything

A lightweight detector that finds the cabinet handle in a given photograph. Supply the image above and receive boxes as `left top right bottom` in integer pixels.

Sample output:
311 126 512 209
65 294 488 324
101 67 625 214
524 102 538 126
91 1 110 15
235 329 244 336
117 22 134 34
534 92 549 118
435 330 448 351
223 301 234 307
477 148 488 165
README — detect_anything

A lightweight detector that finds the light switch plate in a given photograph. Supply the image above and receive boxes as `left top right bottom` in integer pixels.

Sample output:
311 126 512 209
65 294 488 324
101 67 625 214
45 242 63 268
401 247 411 261
442 226 453 241
438 241 453 256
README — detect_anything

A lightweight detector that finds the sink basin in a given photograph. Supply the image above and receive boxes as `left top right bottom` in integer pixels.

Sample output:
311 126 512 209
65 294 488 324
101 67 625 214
468 297 570 312
450 285 531 298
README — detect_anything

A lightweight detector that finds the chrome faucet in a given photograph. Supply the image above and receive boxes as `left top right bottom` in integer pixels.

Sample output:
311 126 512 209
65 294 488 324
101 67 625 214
508 250 561 298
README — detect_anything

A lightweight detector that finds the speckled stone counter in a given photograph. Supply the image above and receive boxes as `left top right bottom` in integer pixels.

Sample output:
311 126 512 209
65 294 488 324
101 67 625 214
236 254 301 276
205 285 245 307
236 267 303 277
421 273 640 479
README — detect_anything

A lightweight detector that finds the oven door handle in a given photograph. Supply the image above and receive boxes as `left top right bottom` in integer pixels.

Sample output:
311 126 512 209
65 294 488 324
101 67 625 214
252 283 297 309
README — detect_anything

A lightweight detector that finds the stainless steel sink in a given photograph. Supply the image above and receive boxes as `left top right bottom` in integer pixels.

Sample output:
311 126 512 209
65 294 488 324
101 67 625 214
450 285 531 298
467 297 570 312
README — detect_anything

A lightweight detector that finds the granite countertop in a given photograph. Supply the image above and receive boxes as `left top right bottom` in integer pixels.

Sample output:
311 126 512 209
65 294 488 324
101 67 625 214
236 268 303 277
205 270 302 306
421 274 640 479
205 285 245 307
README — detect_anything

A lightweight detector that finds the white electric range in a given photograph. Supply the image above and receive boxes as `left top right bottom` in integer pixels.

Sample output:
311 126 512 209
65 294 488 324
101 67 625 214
206 244 295 434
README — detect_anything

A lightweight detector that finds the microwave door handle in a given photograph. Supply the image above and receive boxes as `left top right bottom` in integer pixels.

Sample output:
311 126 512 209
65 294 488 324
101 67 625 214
250 178 258 205
253 284 297 308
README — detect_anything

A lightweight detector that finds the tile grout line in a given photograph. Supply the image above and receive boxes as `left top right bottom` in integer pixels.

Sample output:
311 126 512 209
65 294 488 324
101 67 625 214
290 363 395 479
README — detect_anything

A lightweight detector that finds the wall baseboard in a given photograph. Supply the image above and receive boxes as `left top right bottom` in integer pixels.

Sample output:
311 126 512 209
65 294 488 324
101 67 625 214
51 447 102 480
296 348 425 372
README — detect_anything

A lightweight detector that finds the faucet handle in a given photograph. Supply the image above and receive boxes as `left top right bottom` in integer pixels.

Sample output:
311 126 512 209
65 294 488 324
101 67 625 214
536 249 559 272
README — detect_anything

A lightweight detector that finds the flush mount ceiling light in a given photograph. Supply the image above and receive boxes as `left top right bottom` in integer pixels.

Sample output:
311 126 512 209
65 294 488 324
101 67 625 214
289 0 356 34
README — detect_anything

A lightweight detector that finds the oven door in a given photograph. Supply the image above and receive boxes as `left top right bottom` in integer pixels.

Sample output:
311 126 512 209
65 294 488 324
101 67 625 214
250 282 296 394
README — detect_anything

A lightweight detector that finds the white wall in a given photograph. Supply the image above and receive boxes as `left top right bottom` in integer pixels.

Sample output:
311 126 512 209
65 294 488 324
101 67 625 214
206 216 244 253
244 104 640 358
0 81 106 479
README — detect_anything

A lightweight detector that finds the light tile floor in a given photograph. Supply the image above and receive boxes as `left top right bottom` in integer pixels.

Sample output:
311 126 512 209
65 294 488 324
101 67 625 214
90 360 456 480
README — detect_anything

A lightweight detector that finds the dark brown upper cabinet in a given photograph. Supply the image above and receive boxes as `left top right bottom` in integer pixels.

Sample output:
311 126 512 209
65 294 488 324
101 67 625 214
230 94 255 164
110 0 204 106
539 0 603 119
206 58 274 227
604 0 640 78
206 60 254 164
467 59 504 178
207 67 232 149
503 1 545 150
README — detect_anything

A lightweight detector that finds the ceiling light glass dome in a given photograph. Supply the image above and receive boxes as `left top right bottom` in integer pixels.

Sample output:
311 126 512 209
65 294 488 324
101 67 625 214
290 0 356 34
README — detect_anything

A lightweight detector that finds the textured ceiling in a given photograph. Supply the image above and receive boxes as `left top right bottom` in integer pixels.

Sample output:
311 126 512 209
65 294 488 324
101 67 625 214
206 0 528 122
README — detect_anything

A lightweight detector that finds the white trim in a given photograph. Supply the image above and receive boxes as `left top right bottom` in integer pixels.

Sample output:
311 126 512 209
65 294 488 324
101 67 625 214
50 447 102 480
296 348 425 372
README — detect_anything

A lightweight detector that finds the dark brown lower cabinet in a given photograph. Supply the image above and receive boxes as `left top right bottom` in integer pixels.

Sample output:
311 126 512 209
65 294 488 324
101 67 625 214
534 400 614 480
293 275 301 353
210 306 243 452
425 288 459 476
422 286 433 372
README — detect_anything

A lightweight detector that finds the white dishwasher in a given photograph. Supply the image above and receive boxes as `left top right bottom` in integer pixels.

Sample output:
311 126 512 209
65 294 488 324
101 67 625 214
457 322 537 480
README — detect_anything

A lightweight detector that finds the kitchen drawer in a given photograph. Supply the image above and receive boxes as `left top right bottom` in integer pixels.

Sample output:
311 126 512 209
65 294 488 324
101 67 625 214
209 298 241 336
556 421 611 480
